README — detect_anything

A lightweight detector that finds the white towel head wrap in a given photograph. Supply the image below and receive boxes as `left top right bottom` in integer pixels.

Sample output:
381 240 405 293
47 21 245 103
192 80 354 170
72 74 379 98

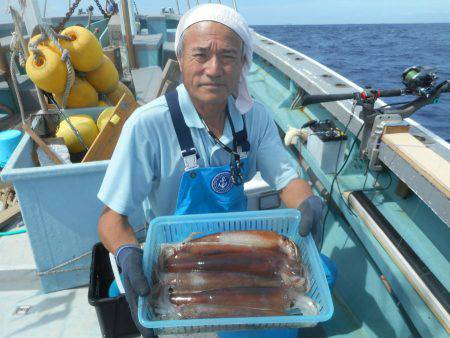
174 4 253 114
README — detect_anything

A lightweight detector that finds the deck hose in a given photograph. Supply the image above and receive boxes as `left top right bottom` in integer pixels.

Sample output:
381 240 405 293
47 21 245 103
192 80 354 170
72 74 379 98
0 228 27 236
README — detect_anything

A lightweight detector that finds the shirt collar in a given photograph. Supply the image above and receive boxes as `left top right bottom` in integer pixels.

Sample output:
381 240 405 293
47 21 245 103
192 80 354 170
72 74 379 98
176 84 244 134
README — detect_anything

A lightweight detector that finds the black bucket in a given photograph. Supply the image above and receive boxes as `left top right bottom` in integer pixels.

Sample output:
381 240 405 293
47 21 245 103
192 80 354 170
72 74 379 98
88 242 139 337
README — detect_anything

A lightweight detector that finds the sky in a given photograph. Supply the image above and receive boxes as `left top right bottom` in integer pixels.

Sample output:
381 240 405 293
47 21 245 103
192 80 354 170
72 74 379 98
1 0 450 25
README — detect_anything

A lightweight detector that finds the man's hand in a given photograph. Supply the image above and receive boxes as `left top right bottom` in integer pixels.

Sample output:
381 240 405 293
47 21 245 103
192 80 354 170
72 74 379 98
279 179 325 245
116 245 155 338
297 195 325 246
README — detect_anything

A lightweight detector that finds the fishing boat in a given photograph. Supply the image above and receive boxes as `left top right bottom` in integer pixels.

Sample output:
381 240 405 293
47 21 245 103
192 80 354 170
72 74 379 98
0 1 448 337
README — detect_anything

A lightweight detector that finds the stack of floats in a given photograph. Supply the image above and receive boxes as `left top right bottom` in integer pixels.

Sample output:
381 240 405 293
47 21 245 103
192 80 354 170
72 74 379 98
25 25 135 154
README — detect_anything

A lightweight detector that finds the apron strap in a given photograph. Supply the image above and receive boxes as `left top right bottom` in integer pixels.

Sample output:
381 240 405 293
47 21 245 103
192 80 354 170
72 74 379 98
165 91 199 170
233 117 250 157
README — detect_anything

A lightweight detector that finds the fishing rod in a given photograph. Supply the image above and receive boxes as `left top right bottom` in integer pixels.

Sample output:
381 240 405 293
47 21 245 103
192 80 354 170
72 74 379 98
300 66 449 117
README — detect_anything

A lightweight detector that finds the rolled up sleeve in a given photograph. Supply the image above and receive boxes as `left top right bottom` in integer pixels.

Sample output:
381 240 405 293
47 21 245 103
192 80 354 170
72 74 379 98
255 104 300 191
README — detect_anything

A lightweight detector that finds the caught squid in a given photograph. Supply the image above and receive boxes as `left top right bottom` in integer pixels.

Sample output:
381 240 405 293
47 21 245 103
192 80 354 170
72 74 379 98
189 230 299 258
169 287 292 311
161 242 282 259
152 286 319 319
158 271 306 291
150 229 317 320
174 304 286 319
162 251 302 279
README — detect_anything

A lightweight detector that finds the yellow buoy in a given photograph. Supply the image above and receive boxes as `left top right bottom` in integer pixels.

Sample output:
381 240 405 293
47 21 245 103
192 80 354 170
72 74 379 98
86 54 119 94
97 106 116 131
25 46 72 94
59 26 103 72
107 81 135 106
56 114 99 153
28 34 60 55
54 77 99 108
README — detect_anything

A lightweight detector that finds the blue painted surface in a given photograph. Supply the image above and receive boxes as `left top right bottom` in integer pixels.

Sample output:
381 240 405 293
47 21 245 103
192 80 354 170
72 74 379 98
89 18 109 33
147 16 167 41
166 19 178 30
134 34 163 68
135 48 160 69
87 18 109 46
98 26 110 47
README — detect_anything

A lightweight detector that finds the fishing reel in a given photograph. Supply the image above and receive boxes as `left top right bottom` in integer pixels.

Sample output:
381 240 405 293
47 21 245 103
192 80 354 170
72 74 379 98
402 66 437 96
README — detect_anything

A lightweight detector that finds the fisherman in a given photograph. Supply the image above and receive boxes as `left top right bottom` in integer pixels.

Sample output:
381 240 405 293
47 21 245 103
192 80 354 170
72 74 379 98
97 4 324 337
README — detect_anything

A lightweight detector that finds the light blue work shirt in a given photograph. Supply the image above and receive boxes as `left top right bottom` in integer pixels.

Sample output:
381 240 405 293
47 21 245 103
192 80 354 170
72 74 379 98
98 84 300 220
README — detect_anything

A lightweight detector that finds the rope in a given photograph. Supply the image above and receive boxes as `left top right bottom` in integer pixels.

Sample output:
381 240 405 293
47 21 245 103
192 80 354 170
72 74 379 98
37 23 75 110
28 32 46 61
17 49 26 67
36 251 92 276
60 49 74 109
56 33 73 41
36 226 147 275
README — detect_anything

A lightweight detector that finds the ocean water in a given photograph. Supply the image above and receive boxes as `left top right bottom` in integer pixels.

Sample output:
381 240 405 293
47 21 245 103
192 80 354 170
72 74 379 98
253 24 450 141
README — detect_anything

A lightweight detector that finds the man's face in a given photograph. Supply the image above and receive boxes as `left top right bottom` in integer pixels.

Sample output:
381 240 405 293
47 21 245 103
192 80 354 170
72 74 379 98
178 21 244 107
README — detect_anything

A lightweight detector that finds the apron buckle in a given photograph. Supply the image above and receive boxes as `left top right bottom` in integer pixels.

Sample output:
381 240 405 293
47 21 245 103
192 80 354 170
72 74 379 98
181 148 199 171
236 145 247 159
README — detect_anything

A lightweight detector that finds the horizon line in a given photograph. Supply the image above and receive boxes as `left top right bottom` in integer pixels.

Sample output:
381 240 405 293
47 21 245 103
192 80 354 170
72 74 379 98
250 22 450 26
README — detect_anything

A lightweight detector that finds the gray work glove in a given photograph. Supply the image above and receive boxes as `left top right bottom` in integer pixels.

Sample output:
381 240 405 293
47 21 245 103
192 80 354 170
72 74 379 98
116 244 155 338
297 195 325 248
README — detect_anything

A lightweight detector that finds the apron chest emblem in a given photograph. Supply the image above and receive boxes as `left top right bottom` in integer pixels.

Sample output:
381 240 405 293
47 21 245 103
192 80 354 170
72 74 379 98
211 171 233 194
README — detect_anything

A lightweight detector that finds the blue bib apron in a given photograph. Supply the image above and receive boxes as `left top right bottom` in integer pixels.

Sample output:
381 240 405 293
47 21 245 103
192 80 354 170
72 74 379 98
166 91 297 338
166 91 249 215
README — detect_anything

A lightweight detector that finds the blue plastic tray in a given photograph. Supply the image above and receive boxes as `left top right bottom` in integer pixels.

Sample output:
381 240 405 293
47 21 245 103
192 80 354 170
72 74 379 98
138 209 334 334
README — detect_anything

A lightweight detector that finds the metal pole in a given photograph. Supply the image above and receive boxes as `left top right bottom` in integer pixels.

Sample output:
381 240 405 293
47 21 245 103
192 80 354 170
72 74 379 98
120 0 137 69
175 0 180 14
9 7 48 115
186 0 191 10
43 0 48 17
195 0 199 5
87 9 92 30
232 0 238 11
